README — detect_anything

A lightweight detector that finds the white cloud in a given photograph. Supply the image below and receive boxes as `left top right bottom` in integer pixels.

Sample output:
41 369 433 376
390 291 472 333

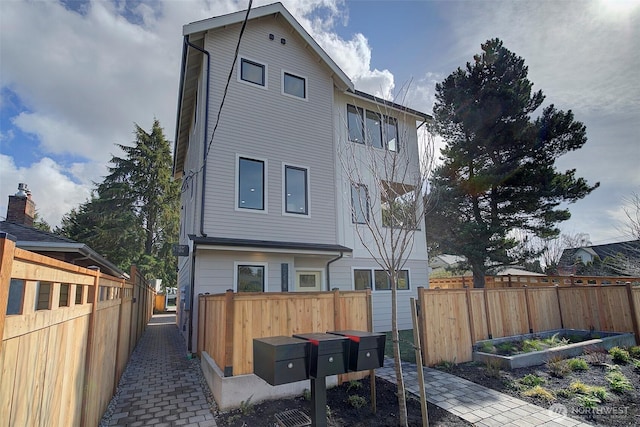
0 155 95 227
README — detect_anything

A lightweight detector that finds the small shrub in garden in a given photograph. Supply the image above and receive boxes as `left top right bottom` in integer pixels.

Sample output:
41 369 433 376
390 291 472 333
522 339 542 353
347 395 367 409
569 381 591 394
484 359 502 378
546 356 570 378
589 386 608 402
556 388 574 398
606 371 633 394
577 394 601 408
567 358 589 371
609 346 630 363
628 345 640 359
495 342 518 355
518 374 545 388
478 341 495 353
346 380 362 392
522 385 555 402
584 347 608 365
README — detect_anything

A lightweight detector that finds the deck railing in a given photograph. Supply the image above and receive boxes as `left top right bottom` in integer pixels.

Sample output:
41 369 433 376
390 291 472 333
0 234 155 427
429 274 640 289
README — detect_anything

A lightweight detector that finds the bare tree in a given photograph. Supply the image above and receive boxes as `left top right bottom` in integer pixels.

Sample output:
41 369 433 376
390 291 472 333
621 192 640 240
338 92 435 426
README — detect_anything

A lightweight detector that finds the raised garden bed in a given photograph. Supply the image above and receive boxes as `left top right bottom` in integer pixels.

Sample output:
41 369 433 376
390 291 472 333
473 329 636 369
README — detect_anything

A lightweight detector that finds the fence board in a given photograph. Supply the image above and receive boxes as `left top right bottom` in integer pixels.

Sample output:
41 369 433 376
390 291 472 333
468 290 488 342
526 287 562 332
486 289 529 338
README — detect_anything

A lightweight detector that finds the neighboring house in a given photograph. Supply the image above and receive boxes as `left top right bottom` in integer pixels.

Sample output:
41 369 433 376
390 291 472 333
1 183 128 314
558 240 640 276
173 2 430 352
428 254 467 276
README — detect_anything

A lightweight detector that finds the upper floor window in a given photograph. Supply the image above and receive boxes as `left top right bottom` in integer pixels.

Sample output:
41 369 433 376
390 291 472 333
238 157 265 210
239 57 266 87
283 72 307 99
381 181 417 229
284 165 308 215
351 184 369 224
347 104 399 151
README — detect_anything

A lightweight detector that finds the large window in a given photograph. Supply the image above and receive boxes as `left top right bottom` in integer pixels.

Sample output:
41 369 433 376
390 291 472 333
240 58 266 87
283 72 307 99
351 184 369 224
284 165 308 215
381 181 417 229
238 157 265 210
347 105 364 143
347 104 399 151
354 269 409 291
237 265 265 292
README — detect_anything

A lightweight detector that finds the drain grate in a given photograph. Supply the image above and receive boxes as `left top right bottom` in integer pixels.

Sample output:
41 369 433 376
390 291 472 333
274 409 311 427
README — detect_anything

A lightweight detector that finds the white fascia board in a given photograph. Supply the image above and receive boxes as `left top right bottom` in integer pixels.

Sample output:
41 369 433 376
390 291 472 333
197 244 351 257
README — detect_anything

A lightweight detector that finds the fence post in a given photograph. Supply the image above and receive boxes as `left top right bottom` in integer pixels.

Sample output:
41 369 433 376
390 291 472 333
0 233 16 343
483 288 493 339
524 286 534 333
626 283 640 344
555 285 564 329
223 290 234 377
333 288 342 331
365 288 377 413
80 267 101 427
465 286 476 342
508 274 512 288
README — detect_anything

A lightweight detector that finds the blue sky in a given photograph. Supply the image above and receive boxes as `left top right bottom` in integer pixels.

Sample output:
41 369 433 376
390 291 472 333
1 0 638 245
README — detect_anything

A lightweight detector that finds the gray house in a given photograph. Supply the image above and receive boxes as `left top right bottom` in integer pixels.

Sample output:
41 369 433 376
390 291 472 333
173 2 430 353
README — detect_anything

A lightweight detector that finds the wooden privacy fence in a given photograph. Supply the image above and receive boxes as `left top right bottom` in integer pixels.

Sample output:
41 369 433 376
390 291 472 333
0 234 155 427
417 284 640 366
430 274 640 289
198 289 372 379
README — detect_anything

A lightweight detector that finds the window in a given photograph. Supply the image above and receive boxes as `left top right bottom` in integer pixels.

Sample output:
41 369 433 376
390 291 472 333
237 265 265 292
366 110 383 149
354 269 372 290
283 72 306 99
381 181 417 229
347 104 399 150
385 116 398 151
240 58 266 86
238 157 265 210
347 105 364 143
351 184 369 224
354 269 409 291
284 165 308 215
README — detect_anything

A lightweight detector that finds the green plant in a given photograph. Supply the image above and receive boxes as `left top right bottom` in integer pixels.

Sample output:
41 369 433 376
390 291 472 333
346 380 362 392
239 397 254 415
569 381 590 394
226 414 241 425
546 356 570 378
518 374 545 388
577 394 600 408
478 341 495 353
628 345 640 359
522 385 556 402
556 388 574 398
495 342 518 355
589 386 608 401
436 359 456 372
347 395 367 409
609 346 630 363
567 358 589 371
606 371 633 394
484 358 502 378
584 347 608 365
522 339 543 353
302 389 311 401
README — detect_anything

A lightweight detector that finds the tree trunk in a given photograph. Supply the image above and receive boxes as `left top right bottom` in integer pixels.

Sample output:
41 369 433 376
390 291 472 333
472 264 485 288
391 277 408 426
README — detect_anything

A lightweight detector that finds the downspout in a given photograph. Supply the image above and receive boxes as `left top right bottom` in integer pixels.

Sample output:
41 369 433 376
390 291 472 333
325 252 344 291
183 36 211 238
188 242 197 353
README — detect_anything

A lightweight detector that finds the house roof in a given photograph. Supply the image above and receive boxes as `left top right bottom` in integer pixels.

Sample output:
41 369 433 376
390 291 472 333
189 235 352 255
560 240 640 264
0 221 128 278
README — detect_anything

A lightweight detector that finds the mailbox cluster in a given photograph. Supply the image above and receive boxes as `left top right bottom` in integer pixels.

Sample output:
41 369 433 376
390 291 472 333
253 330 386 385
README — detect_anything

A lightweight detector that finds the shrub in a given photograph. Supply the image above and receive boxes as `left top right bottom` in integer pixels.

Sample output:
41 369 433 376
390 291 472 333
569 381 590 394
589 386 608 401
347 395 367 409
239 397 254 415
522 339 542 353
577 394 600 408
522 385 555 402
436 359 456 372
584 347 608 365
495 342 518 355
484 359 502 378
609 346 630 364
606 371 633 394
518 374 545 388
546 356 570 378
567 358 589 371
346 380 362 392
542 333 570 348
628 345 640 359
478 341 495 353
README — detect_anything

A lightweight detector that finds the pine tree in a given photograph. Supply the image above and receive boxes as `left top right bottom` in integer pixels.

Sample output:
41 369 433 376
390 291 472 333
426 39 599 288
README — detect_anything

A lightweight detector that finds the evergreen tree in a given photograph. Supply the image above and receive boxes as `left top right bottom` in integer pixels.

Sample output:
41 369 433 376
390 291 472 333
58 119 179 287
426 39 599 288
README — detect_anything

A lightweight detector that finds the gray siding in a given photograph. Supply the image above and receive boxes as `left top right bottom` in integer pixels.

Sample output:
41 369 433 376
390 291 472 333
200 17 338 244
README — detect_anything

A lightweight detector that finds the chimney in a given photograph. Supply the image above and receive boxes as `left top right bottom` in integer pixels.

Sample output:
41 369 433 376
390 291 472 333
6 183 36 227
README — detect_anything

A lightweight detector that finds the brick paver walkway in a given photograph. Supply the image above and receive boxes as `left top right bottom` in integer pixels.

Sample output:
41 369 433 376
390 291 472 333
100 314 217 427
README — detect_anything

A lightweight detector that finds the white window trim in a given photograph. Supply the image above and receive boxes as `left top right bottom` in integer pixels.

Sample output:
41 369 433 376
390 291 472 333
281 69 308 101
234 261 269 293
235 154 269 214
281 162 311 218
351 266 412 292
237 56 268 90
294 269 324 291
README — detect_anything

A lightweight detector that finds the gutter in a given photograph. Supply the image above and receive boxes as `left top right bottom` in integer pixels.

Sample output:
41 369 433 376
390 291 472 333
325 252 344 291
182 36 211 238
188 242 197 353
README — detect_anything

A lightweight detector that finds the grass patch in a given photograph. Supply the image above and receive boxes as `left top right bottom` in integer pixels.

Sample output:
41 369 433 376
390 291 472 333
522 385 556 402
609 346 630 364
384 330 416 364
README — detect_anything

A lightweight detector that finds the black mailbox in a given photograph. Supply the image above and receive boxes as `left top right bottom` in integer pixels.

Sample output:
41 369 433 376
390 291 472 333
253 336 310 386
329 330 386 371
293 333 349 378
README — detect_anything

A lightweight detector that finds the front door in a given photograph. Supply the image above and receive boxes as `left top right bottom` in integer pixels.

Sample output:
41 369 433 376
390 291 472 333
295 270 322 291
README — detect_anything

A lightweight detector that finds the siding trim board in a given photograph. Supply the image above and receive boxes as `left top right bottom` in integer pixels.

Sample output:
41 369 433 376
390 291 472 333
189 235 352 255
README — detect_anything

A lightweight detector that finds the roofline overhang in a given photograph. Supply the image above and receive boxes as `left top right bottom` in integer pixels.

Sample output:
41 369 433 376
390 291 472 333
347 89 432 121
188 235 352 257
